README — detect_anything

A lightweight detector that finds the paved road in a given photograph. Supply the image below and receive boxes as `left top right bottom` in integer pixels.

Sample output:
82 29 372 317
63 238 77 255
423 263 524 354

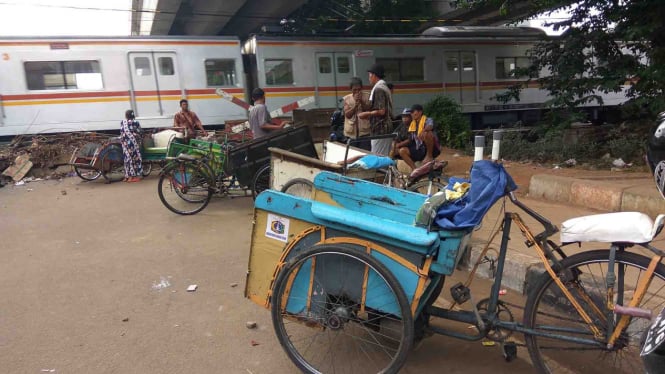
0 175 539 373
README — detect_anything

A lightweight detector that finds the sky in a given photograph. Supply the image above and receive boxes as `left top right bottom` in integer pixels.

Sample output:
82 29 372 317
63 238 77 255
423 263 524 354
0 0 133 36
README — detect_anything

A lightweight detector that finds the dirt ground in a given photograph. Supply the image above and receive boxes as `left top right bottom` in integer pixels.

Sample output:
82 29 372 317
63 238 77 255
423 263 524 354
438 147 651 194
0 172 554 374
0 153 650 374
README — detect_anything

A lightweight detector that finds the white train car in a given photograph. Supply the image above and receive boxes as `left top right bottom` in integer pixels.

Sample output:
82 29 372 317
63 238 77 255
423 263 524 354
243 26 627 128
0 36 247 137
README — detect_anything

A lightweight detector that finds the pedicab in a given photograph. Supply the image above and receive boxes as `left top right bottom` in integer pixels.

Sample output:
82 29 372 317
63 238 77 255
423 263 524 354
69 128 179 182
245 133 665 373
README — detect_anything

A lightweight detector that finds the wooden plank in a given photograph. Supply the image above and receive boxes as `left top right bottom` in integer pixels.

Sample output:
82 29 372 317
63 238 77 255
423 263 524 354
2 154 33 181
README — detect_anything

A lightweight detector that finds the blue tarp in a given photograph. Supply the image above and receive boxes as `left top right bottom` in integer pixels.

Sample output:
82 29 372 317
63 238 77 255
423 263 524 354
435 160 517 230
349 155 396 169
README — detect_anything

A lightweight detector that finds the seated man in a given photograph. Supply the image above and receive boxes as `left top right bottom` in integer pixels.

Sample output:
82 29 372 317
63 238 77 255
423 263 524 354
395 104 440 170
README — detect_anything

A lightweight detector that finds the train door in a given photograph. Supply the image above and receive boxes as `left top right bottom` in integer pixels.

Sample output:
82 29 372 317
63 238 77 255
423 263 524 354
443 51 478 105
315 52 353 108
128 52 182 117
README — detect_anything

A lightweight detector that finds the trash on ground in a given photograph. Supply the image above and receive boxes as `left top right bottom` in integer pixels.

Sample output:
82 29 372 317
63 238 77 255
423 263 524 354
246 321 257 329
151 276 171 291
612 158 626 168
481 340 496 347
61 190 67 196
230 282 238 288
563 158 577 167
499 289 507 296
250 340 260 346
2 154 33 181
122 317 129 322
14 180 25 186
186 284 198 292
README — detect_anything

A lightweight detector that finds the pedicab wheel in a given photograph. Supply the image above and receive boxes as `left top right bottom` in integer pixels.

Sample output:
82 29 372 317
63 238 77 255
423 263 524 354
271 244 414 374
523 250 665 374
280 178 314 199
157 161 213 215
407 178 448 196
141 162 152 177
100 146 125 183
251 164 271 200
73 166 102 181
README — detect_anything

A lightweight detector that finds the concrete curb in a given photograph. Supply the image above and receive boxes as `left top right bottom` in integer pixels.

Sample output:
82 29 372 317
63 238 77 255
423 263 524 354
529 174 665 218
460 242 545 295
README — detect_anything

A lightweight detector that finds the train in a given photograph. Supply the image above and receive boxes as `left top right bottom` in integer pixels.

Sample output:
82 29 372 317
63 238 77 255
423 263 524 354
0 27 629 137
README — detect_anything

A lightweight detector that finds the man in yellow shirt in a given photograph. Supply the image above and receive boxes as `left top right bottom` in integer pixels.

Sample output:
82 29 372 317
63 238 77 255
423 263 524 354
395 104 440 170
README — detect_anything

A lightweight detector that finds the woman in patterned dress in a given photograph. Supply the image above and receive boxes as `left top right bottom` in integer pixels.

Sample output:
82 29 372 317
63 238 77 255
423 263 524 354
120 109 143 182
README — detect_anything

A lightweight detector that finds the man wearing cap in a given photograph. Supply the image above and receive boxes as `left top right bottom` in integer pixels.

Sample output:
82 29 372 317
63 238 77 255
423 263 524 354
395 104 441 170
248 87 286 139
358 63 393 156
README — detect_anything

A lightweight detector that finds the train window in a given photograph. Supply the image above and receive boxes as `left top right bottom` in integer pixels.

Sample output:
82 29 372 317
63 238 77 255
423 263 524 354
376 58 424 82
446 56 459 72
318 57 332 74
337 57 350 73
25 60 103 90
495 57 535 79
461 53 474 72
265 59 294 85
158 57 174 76
134 57 152 76
205 59 237 86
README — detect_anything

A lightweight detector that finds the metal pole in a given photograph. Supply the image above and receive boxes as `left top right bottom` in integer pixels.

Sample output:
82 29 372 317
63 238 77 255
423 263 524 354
474 135 485 162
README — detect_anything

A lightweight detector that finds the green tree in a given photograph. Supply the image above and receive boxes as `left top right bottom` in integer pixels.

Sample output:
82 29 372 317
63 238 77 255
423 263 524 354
424 95 471 149
472 0 665 117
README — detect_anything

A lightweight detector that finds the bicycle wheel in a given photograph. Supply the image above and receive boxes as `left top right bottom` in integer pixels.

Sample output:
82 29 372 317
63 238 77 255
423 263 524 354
141 162 152 177
407 178 448 196
74 166 101 181
524 250 665 374
251 164 271 200
157 161 213 215
280 178 314 199
100 146 125 182
271 244 414 374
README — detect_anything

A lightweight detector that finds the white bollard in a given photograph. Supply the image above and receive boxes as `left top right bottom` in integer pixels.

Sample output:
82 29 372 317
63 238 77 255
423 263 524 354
474 135 485 162
491 131 503 161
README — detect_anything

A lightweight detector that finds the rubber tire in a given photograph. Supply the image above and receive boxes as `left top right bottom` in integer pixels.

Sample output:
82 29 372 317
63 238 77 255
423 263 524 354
74 166 101 181
524 250 665 374
157 161 213 215
100 145 125 183
141 162 152 177
407 178 448 195
280 178 314 199
251 164 271 200
271 244 414 374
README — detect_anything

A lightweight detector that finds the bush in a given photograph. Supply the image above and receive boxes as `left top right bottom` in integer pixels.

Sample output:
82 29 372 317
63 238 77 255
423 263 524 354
424 95 471 150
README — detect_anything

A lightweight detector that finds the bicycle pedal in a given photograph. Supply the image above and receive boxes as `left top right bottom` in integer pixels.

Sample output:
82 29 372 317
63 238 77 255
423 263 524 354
450 282 471 304
502 341 517 362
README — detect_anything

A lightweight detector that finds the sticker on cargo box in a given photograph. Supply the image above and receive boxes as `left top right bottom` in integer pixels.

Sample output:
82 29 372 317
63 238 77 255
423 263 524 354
266 214 290 242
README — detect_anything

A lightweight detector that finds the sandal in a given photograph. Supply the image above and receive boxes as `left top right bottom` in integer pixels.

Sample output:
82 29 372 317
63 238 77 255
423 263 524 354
127 177 141 183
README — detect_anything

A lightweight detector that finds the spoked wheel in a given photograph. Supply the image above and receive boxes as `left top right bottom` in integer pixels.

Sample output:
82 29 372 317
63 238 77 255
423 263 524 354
157 161 213 215
280 178 314 199
524 250 665 374
252 164 271 200
141 162 153 177
407 178 448 196
100 146 125 183
74 166 102 181
271 245 414 374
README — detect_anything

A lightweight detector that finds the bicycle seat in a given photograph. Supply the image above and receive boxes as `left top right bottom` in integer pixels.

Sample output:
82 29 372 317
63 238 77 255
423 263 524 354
409 160 448 180
561 212 665 244
176 153 198 162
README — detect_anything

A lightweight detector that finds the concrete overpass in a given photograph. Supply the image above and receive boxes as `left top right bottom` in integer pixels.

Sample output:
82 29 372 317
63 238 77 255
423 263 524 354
131 0 536 37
